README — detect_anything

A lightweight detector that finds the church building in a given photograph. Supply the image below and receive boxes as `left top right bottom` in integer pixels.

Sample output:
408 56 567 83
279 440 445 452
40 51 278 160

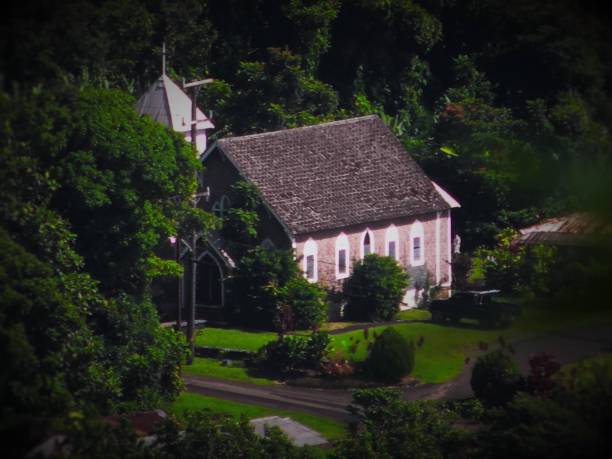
136 73 459 316
201 115 460 309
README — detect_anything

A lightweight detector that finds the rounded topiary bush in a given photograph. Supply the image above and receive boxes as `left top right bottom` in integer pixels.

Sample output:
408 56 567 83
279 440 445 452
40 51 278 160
280 276 327 330
470 350 522 407
364 327 415 382
343 254 409 321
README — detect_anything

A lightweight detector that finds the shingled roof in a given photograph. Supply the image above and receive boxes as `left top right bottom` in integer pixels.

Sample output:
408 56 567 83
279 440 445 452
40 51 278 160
213 115 452 236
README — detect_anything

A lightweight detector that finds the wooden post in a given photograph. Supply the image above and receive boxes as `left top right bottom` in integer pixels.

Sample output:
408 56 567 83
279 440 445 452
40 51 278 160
183 78 213 363
175 238 182 332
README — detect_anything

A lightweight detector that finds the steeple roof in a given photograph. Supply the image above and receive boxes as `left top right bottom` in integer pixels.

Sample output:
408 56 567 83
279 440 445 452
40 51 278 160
135 74 214 133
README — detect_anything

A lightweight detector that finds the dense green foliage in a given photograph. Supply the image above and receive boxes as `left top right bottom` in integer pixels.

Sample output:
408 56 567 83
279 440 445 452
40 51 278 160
335 360 612 458
1 84 210 296
470 350 522 407
479 392 604 459
0 84 196 451
468 229 557 295
257 331 330 373
343 254 409 321
62 410 321 459
222 181 327 330
334 388 461 459
228 247 297 329
221 180 263 259
229 246 327 330
364 327 415 382
278 276 328 330
477 357 612 459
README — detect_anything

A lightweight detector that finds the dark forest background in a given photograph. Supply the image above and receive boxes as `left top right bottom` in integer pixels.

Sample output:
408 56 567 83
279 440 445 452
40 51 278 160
2 0 612 249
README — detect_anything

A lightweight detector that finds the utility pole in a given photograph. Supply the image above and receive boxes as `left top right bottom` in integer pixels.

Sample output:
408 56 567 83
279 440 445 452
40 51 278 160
175 236 182 332
183 77 213 363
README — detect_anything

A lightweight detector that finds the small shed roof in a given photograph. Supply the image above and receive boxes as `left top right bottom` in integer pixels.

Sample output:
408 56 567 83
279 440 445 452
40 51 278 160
210 116 454 236
516 212 612 247
135 74 214 133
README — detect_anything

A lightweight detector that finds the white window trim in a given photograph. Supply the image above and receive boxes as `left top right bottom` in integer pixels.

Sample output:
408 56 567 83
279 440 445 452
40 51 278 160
409 220 425 266
212 194 231 218
360 228 375 259
385 224 399 261
335 232 350 280
303 238 318 282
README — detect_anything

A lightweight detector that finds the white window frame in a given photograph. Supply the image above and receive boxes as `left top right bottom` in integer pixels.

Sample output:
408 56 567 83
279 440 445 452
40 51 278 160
335 233 350 279
385 224 399 261
303 238 318 282
360 229 375 259
212 194 231 218
410 220 425 266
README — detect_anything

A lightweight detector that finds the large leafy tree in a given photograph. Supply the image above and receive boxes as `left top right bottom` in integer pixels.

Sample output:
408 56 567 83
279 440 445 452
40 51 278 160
4 83 210 296
0 83 203 451
201 47 339 136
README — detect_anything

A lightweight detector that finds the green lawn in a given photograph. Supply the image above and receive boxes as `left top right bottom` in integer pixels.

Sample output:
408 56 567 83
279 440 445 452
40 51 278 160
329 303 612 383
195 327 277 352
193 303 612 385
328 322 486 383
395 308 431 321
183 357 274 385
166 392 346 440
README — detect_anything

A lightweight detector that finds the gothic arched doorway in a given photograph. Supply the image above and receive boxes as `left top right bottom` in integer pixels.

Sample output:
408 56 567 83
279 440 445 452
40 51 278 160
196 252 223 307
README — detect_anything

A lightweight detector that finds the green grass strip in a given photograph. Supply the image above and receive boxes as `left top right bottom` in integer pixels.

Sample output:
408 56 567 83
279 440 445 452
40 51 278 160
183 357 275 385
194 327 277 352
166 392 346 440
395 309 431 321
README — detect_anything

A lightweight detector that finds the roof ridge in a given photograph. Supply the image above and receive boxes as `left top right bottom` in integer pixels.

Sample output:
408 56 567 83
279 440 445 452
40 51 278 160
218 115 379 143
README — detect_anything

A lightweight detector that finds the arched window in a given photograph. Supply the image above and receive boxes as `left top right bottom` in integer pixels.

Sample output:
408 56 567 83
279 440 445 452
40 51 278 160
385 225 399 261
335 233 350 279
361 229 375 259
261 238 275 250
410 220 425 266
212 195 231 218
303 238 318 282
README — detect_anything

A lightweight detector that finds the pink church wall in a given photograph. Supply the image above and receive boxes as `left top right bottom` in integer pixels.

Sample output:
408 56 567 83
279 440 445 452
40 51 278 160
294 210 452 306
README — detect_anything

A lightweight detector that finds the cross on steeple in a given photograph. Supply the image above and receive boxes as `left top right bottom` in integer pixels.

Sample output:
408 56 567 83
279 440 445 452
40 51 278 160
162 42 166 76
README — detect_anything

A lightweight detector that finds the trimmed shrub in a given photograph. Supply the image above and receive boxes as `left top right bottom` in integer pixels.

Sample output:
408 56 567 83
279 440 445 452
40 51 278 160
471 350 522 407
279 276 327 330
364 327 415 382
257 331 330 373
343 254 409 321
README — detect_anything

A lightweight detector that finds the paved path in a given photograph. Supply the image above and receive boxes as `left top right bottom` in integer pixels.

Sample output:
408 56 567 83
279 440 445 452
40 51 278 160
185 375 354 422
185 323 612 420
